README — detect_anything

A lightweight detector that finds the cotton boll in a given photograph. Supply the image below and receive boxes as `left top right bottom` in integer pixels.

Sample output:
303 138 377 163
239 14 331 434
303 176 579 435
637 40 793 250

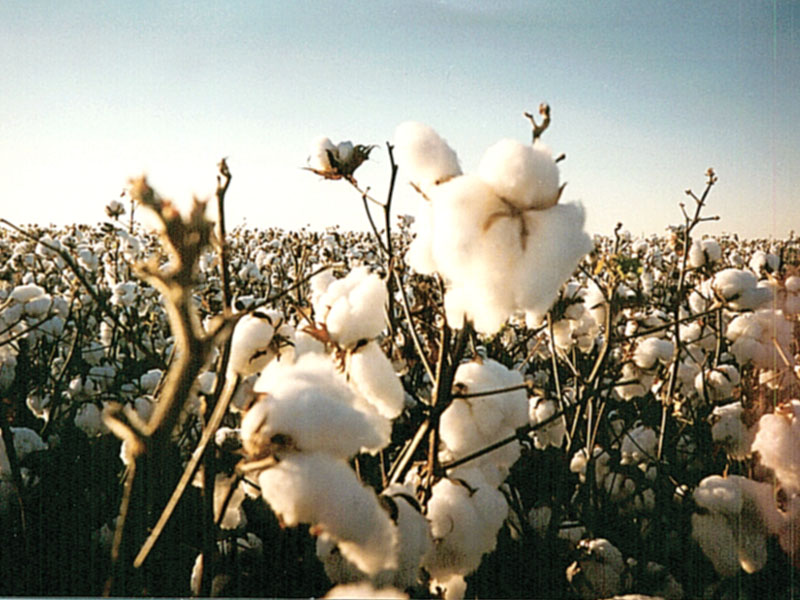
529 397 566 450
710 402 756 460
139 368 163 393
309 136 337 172
324 582 408 599
694 365 740 402
511 202 595 325
423 468 508 586
24 294 52 318
748 250 779 275
315 267 387 347
228 309 291 376
691 475 777 576
393 121 461 191
711 268 771 311
346 341 405 419
727 309 793 373
620 425 657 466
11 427 47 460
688 239 721 268
10 284 45 304
336 141 354 165
566 538 625 600
633 338 674 370
258 452 398 576
477 138 560 210
247 353 391 458
74 403 109 437
751 400 800 493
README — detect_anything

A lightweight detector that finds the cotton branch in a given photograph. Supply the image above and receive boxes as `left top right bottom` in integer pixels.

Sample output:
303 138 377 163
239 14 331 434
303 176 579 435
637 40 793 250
524 102 551 141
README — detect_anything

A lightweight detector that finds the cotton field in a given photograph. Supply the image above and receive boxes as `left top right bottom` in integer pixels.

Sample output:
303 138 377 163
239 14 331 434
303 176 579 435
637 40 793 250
0 114 798 599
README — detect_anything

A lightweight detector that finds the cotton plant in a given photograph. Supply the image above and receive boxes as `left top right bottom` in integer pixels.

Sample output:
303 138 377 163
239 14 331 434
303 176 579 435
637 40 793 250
394 112 593 334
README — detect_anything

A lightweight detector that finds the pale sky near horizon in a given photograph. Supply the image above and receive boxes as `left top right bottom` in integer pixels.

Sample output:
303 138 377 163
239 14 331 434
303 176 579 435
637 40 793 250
1 1 798 239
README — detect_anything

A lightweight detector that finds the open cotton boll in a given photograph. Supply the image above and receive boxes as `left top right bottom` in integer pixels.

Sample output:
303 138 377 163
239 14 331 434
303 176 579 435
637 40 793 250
393 121 461 191
314 267 387 347
748 250 780 275
74 403 109 437
751 400 800 493
633 338 675 370
309 136 337 172
245 354 390 459
710 402 756 460
11 427 47 459
511 203 594 325
694 365 740 402
228 309 292 376
566 538 625 600
711 268 771 310
346 341 405 419
691 475 778 576
319 483 432 591
324 582 408 599
405 200 437 275
477 138 560 210
423 468 508 587
727 309 793 371
529 397 567 450
258 452 398 576
688 238 722 268
620 425 657 465
10 283 45 304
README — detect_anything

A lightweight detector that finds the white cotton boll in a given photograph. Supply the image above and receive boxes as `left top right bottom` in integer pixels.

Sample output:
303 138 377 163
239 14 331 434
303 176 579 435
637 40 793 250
26 394 51 422
620 425 657 466
688 239 721 268
710 402 756 460
24 294 52 318
394 121 461 191
346 341 405 419
751 400 800 493
694 365 740 402
11 427 47 460
324 582 408 599
74 403 109 437
309 136 336 172
633 338 674 370
711 268 771 311
315 267 387 347
248 353 390 458
258 452 398 576
616 362 650 401
477 138 560 210
692 475 777 576
566 538 625 600
727 309 793 371
336 141 354 165
551 319 575 352
292 330 327 358
749 250 779 275
139 368 162 393
529 397 566 450
423 468 508 585
10 284 45 304
511 202 594 325
227 310 289 376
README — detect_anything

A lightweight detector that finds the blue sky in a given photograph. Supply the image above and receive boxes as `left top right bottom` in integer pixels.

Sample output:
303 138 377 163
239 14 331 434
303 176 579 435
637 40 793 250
1 1 798 238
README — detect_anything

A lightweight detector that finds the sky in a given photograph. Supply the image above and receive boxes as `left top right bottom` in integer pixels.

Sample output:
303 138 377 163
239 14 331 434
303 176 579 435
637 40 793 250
1 0 798 239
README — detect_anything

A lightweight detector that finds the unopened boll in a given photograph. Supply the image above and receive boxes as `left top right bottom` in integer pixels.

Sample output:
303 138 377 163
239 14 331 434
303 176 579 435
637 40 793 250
258 452 398 576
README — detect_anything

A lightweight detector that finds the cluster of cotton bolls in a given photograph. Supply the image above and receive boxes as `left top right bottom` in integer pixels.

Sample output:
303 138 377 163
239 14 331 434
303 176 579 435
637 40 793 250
394 120 593 333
